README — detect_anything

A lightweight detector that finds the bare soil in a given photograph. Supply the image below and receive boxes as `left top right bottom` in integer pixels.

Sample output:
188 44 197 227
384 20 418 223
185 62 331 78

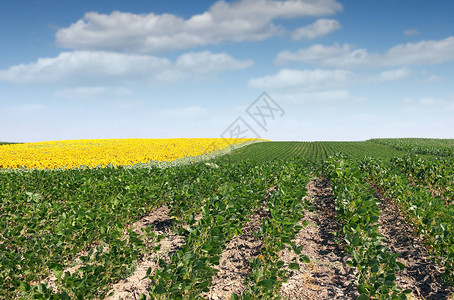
279 178 357 299
42 204 184 298
105 205 185 300
203 187 274 300
376 193 454 299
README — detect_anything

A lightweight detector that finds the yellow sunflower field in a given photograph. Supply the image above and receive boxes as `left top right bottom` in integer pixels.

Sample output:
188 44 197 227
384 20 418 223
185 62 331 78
0 138 258 170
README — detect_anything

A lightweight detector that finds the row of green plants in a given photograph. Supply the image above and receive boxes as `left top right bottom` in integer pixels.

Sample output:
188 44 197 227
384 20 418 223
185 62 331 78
242 160 312 299
220 141 407 165
1 155 316 299
216 141 342 164
0 161 268 298
390 154 454 204
146 158 313 299
360 157 454 285
146 162 268 299
324 156 410 299
370 138 454 157
1 166 167 299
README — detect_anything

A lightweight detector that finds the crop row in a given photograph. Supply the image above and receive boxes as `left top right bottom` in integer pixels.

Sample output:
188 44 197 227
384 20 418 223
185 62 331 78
360 157 454 285
370 138 454 157
325 156 410 299
219 141 336 164
390 154 454 204
1 155 312 299
221 141 407 165
1 160 254 298
147 158 312 299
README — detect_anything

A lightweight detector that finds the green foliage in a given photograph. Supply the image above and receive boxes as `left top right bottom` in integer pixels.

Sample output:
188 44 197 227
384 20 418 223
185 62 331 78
0 161 267 298
217 141 406 165
3 139 454 298
390 154 454 203
243 159 311 298
0 153 315 299
370 138 454 157
325 155 409 299
1 166 170 298
147 158 312 298
360 156 454 285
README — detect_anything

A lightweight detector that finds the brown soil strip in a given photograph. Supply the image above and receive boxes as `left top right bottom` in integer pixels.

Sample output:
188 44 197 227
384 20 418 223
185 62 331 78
203 188 274 299
376 194 454 299
104 210 201 299
41 205 185 299
104 205 185 300
280 178 357 299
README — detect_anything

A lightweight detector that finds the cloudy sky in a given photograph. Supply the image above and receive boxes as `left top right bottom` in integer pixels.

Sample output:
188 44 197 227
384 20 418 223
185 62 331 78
1 0 453 142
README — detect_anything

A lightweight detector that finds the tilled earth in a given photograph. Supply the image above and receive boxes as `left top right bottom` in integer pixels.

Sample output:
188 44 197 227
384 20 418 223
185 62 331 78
70 179 454 299
280 178 357 299
203 204 269 299
376 192 454 299
105 205 185 300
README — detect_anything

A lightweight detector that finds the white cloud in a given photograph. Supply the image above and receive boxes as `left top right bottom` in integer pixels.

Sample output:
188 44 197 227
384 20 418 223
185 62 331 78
381 37 454 66
53 86 133 99
274 89 365 104
404 97 454 111
275 36 454 67
403 29 419 36
0 51 252 84
0 51 170 83
421 75 442 83
275 43 353 64
158 106 208 119
107 99 142 110
373 67 411 82
248 68 353 90
292 19 341 40
175 51 253 75
55 0 342 53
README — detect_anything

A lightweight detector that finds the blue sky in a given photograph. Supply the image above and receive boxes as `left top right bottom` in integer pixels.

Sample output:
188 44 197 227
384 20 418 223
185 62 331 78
1 0 453 142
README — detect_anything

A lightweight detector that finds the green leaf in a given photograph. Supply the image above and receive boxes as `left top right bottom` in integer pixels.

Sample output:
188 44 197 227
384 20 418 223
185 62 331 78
357 285 368 294
142 267 152 279
260 279 274 289
289 263 299 270
20 282 30 292
300 255 310 263
154 284 166 294
357 293 369 300
37 283 46 294
52 268 64 280
396 262 406 270
371 264 379 273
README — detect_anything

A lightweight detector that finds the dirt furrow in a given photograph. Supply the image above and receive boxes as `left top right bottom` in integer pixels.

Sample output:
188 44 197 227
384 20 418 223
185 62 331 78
42 204 185 299
104 205 185 299
203 188 274 300
376 194 454 299
279 178 357 299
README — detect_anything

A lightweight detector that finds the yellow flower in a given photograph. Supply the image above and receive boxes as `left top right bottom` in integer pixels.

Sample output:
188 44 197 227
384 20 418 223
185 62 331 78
0 138 259 170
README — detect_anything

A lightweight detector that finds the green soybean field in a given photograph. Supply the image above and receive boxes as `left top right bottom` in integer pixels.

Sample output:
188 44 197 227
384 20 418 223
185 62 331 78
1 139 454 299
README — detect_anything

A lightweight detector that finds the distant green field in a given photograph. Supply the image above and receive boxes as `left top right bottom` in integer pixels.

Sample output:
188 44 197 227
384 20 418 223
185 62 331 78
217 141 408 164
0 142 19 146
370 138 454 156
